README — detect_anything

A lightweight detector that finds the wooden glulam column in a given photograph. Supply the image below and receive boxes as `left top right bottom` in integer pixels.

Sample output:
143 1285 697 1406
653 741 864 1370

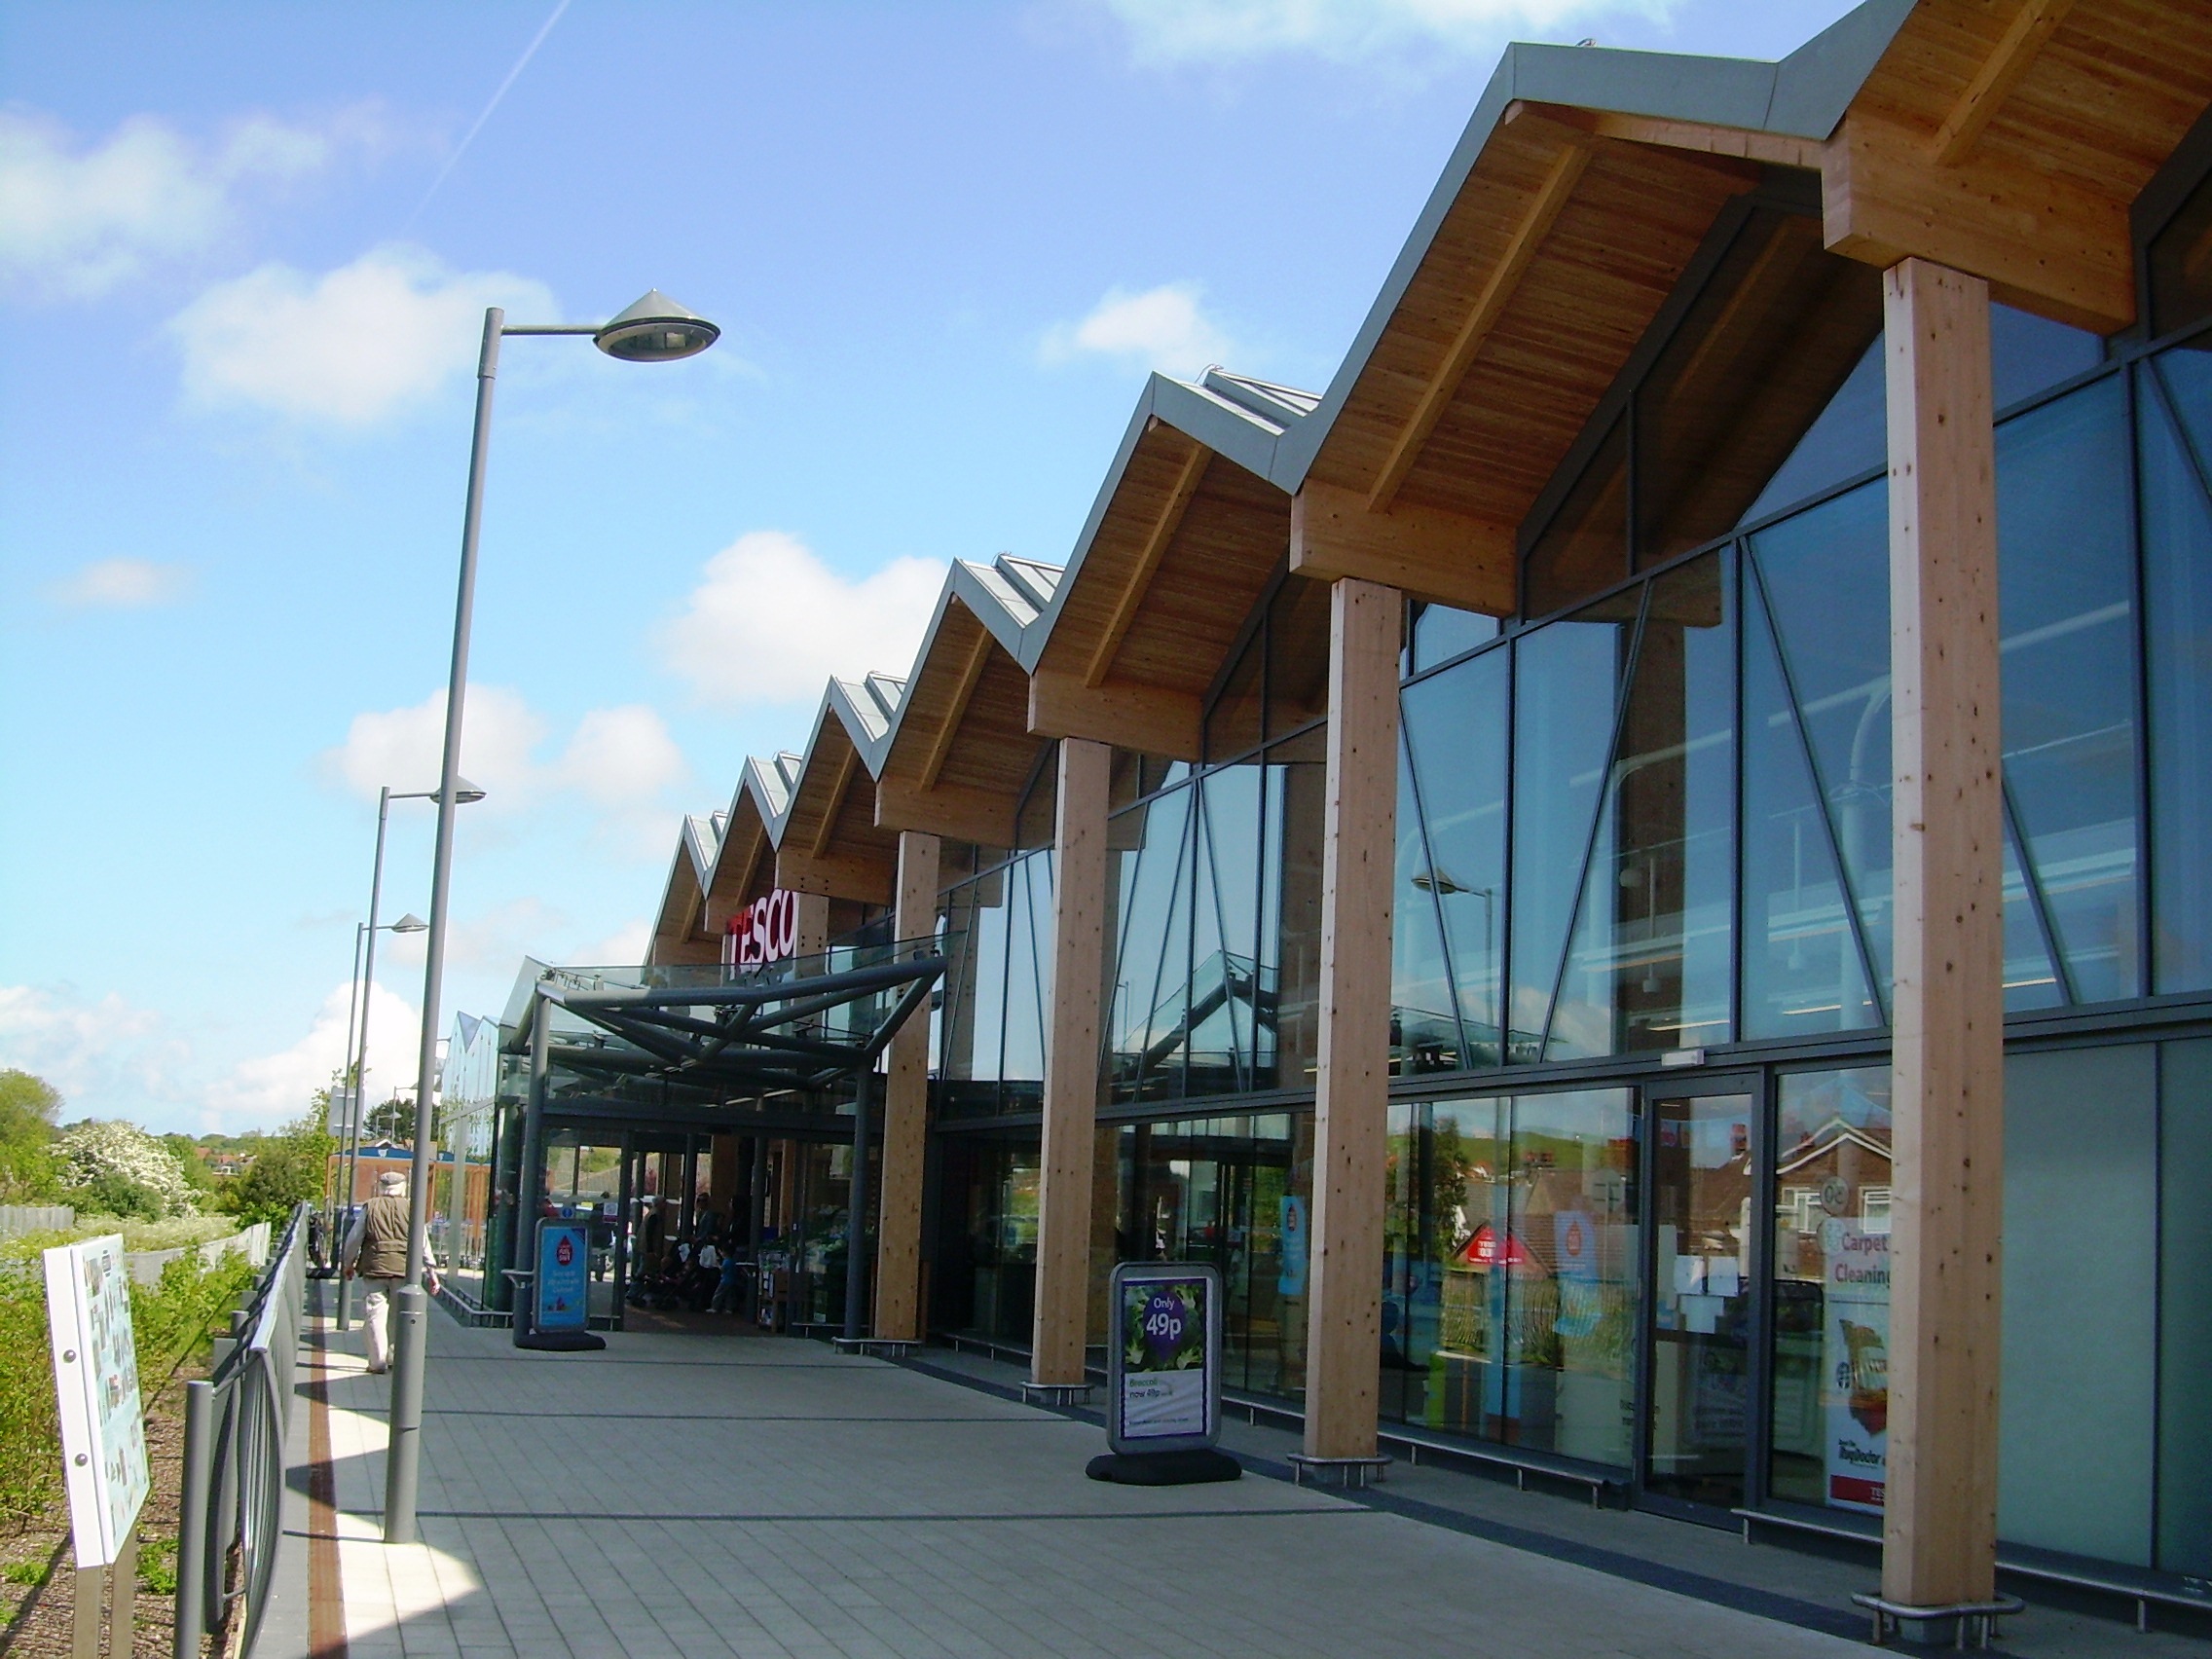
1302 576 1400 1464
1881 257 2006 1613
1031 738 1110 1388
873 829 940 1341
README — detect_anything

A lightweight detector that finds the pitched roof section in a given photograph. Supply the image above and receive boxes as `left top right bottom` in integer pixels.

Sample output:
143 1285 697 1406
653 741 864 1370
774 674 911 902
645 810 726 967
873 553 1063 848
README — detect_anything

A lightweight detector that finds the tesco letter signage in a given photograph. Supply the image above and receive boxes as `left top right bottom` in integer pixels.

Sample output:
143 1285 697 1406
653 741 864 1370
722 889 800 969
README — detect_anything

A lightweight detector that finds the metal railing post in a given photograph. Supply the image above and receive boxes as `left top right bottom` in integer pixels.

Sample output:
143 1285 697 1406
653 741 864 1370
173 1380 215 1656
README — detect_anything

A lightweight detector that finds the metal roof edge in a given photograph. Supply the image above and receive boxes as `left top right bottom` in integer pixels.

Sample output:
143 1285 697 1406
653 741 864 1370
1268 0 1911 491
824 672 904 775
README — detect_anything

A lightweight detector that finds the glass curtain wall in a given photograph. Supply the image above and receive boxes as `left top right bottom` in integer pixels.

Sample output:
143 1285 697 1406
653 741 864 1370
1380 1088 1639 1466
429 1011 502 1309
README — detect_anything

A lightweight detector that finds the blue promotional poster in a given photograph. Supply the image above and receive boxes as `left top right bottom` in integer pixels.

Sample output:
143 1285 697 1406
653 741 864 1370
1277 1195 1308 1297
535 1221 590 1333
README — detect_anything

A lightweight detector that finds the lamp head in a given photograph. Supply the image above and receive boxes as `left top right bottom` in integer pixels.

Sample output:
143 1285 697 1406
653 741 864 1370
452 777 487 805
594 290 719 362
391 913 429 935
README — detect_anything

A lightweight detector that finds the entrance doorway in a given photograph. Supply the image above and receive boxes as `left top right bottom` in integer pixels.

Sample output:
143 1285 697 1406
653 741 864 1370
1637 1078 1759 1516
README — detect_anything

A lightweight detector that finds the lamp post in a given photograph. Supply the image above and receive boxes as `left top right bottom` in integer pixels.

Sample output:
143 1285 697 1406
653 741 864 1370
333 777 480 1327
384 290 719 1545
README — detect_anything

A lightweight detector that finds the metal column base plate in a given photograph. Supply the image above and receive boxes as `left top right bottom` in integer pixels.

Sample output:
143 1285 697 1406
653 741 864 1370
1020 1382 1093 1407
831 1338 917 1358
1287 1453 1393 1489
1851 1591 2025 1648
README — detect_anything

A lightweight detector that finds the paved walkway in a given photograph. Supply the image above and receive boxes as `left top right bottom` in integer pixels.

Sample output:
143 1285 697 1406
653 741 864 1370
300 1307 1894 1659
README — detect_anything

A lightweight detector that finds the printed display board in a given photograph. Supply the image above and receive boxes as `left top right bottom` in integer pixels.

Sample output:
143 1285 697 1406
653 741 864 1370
43 1235 149 1567
1820 1216 1890 1512
535 1221 591 1333
1106 1262 1221 1456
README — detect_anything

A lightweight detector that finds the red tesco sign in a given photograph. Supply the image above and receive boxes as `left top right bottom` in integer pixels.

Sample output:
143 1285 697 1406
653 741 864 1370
722 890 799 968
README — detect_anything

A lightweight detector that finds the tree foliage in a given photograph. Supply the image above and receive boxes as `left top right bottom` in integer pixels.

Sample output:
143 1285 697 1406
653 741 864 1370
0 1069 60 1199
53 1120 202 1219
222 1106 334 1228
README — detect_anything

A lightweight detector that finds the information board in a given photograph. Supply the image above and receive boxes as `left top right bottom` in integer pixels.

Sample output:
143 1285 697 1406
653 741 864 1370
43 1235 149 1567
535 1221 591 1333
1106 1262 1221 1456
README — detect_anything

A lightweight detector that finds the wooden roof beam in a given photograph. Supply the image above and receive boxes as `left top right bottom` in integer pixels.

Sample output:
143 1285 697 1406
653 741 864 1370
775 844 895 904
1290 480 1516 614
1929 0 2078 167
1822 111 2131 333
807 744 859 860
1028 669 1200 761
1526 102 1824 170
918 627 993 792
1367 126 1592 513
875 779 1018 849
1087 436 1210 686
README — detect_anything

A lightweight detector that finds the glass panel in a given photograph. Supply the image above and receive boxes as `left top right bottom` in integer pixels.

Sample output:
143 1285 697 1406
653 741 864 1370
1998 810 2063 1011
1638 211 1882 565
1411 602 1500 672
1644 1089 1755 1509
938 872 1008 1116
1990 302 2102 411
937 1135 1038 1345
1526 416 1628 619
1548 556 1735 1058
1394 726 1464 1075
2159 1038 2212 1576
1261 740 1326 1089
1206 621 1265 761
1997 379 2141 1003
1741 585 1880 1037
1267 573 1334 738
1416 1095 1507 1437
2148 166 2212 338
1504 1088 1639 1464
1403 648 1509 1067
1769 1065 1892 1514
1381 1098 1421 1422
2143 357 2212 991
1744 335 1885 524
999 851 1053 1114
1508 596 1637 1063
1192 766 1263 1094
1750 479 1894 1014
1106 782 1194 1105
1999 1046 2155 1567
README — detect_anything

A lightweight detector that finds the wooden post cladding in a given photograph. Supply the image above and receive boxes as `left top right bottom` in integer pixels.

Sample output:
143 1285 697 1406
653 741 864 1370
874 830 940 1341
794 892 830 959
1303 576 1401 1460
1031 738 1111 1386
1881 257 2007 1610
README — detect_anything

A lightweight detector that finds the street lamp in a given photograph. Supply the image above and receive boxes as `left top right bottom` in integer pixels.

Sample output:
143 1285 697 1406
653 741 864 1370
385 290 719 1545
331 776 479 1329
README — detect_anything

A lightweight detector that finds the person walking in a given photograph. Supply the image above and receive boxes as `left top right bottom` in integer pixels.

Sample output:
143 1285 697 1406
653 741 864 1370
342 1168 414 1374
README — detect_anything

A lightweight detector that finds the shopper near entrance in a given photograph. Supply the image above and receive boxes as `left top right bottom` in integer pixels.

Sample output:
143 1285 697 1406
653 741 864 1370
342 1169 435 1373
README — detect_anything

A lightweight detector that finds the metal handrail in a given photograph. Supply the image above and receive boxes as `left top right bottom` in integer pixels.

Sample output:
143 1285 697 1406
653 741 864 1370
174 1201 309 1659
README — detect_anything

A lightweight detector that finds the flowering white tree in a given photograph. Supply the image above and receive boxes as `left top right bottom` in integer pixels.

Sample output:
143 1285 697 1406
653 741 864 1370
54 1121 202 1219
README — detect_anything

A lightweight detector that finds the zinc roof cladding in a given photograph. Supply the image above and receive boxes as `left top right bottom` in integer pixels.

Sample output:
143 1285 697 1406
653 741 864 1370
646 810 721 955
1270 0 1913 494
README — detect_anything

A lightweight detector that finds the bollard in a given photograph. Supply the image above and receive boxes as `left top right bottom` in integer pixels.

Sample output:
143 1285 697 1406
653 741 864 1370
382 1285 426 1543
174 1381 215 1657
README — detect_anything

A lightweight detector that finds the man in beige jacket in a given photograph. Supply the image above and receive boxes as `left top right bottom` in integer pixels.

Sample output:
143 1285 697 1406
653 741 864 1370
341 1169 415 1373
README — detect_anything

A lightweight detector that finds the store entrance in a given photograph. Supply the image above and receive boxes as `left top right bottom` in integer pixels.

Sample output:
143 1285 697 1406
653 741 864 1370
1636 1078 1760 1518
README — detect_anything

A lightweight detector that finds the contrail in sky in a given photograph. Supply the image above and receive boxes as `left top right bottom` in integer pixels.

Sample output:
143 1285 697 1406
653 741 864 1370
402 0 571 235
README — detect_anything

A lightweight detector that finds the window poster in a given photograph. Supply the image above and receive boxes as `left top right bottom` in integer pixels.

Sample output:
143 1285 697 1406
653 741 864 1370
1107 1263 1221 1455
1820 1216 1890 1513
43 1235 150 1567
1277 1196 1307 1298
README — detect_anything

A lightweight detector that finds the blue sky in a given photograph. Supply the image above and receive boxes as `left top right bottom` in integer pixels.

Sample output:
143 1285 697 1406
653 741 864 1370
0 0 1858 1134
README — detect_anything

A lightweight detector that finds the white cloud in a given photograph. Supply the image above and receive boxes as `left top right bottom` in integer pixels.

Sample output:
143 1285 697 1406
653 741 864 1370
658 531 941 706
46 557 194 608
553 705 688 806
219 979 422 1131
168 244 556 425
0 105 373 298
324 683 549 808
1091 0 1668 63
1040 282 1235 376
0 983 191 1121
575 920 650 968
